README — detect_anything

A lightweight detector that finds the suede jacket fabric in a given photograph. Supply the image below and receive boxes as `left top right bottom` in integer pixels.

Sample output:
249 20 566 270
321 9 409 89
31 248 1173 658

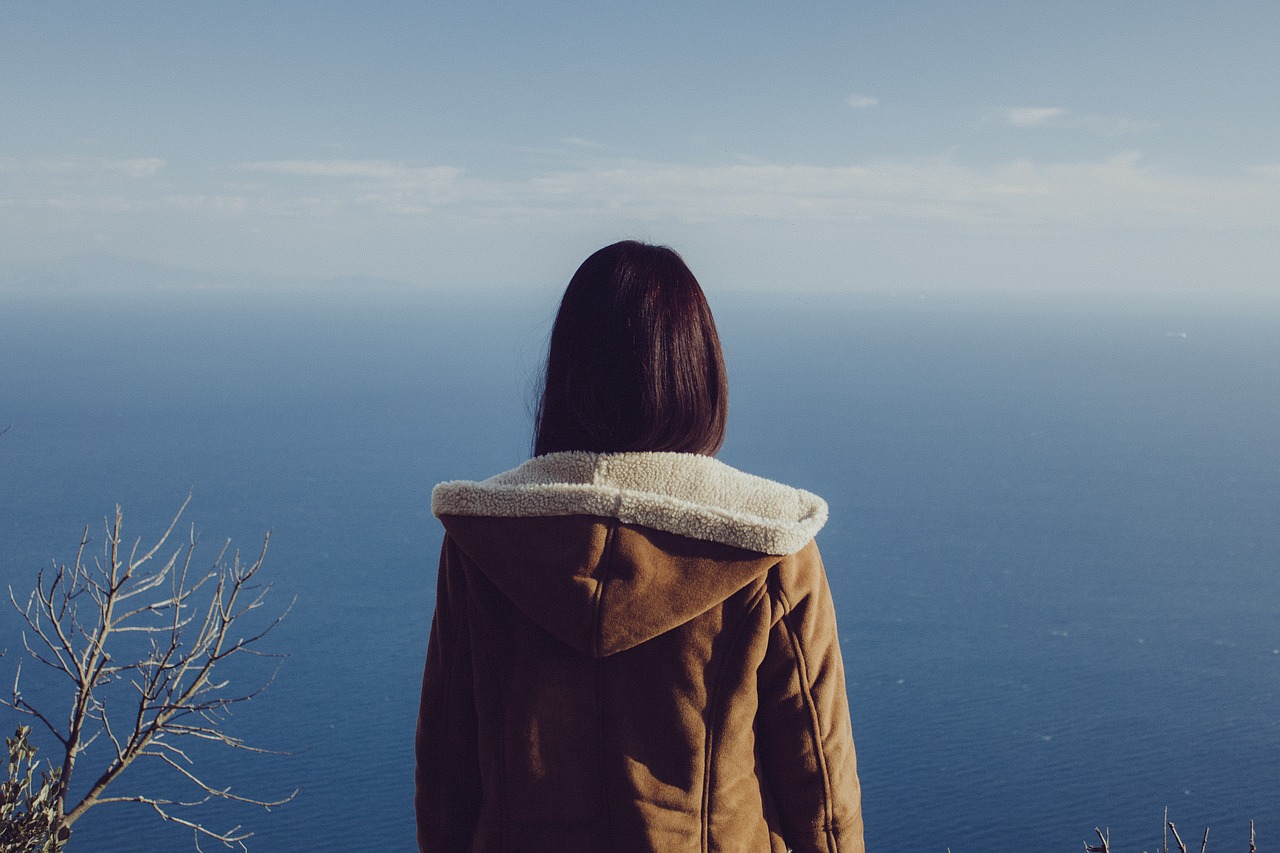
417 452 864 853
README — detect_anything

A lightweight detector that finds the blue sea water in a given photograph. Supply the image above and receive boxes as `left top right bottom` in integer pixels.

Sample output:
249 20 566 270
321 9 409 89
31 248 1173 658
2 286 1278 851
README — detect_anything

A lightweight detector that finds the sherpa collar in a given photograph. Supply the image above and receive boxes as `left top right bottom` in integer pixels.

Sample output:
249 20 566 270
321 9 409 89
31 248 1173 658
431 451 827 556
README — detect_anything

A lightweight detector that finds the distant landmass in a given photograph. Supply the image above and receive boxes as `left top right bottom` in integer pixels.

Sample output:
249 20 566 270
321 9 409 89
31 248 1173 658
0 250 414 294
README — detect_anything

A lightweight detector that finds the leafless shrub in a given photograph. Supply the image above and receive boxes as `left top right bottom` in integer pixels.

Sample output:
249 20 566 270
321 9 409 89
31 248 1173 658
2 498 295 850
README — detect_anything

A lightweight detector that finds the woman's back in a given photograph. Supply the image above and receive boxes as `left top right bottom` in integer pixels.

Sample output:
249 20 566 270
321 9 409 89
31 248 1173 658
416 242 863 852
417 452 863 852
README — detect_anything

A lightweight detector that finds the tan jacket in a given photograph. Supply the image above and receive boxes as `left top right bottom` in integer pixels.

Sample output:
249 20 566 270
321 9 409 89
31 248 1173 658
417 452 863 853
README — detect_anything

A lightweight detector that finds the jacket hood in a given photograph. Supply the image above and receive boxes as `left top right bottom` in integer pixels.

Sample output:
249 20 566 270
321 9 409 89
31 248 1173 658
431 452 828 656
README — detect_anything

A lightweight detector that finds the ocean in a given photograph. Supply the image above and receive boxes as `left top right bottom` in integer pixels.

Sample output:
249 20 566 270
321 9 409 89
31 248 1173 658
2 285 1277 851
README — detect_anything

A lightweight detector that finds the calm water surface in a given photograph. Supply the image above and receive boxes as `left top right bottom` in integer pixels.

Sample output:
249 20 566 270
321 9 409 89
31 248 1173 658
2 288 1277 851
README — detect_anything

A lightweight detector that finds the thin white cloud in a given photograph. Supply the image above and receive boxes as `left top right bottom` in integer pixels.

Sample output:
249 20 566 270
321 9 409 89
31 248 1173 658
844 94 879 109
1006 107 1066 127
238 159 461 182
995 108 1152 136
106 158 166 178
9 152 1280 242
234 159 469 215
1003 106 1064 126
1080 114 1155 136
221 151 1280 234
34 194 246 214
0 156 165 177
8 148 1280 296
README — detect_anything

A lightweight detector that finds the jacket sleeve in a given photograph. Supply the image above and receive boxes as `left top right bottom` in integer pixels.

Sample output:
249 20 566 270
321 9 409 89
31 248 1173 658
756 541 864 853
415 535 482 852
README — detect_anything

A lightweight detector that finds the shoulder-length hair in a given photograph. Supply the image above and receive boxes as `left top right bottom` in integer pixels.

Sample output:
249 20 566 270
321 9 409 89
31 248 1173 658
533 241 728 457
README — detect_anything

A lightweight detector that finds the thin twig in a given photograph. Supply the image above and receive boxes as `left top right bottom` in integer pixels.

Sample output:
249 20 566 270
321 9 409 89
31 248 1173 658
1085 826 1111 853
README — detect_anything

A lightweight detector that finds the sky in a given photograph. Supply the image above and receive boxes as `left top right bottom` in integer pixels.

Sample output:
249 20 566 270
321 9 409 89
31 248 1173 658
2 0 1279 296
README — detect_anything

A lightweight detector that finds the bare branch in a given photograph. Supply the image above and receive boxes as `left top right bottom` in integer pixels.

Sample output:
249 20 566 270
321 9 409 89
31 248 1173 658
4 661 69 745
128 493 192 572
155 753 298 808
96 794 253 851
1 499 292 848
94 792 215 809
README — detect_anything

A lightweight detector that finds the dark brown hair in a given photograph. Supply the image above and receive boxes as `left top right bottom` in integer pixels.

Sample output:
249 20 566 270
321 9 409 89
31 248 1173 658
533 241 728 456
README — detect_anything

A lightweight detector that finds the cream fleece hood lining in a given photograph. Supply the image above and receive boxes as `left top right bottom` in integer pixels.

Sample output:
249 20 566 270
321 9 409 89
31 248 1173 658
431 452 827 557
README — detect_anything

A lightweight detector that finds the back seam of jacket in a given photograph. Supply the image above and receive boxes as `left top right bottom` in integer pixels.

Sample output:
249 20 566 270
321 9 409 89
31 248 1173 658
701 577 767 853
589 519 618 658
777 586 839 853
593 520 618 851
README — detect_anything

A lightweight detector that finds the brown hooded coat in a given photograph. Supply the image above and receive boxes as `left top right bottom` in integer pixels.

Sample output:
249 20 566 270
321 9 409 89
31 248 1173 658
416 452 863 852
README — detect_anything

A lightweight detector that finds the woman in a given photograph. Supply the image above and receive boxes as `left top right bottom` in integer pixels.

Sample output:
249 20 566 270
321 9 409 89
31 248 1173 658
416 241 863 852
